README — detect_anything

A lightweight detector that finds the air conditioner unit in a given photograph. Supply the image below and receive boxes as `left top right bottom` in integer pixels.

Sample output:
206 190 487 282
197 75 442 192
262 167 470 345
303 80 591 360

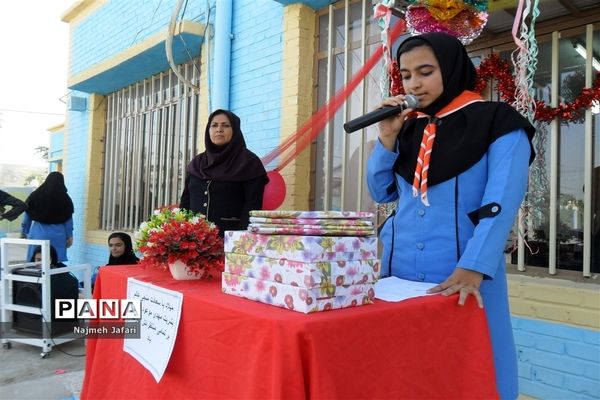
67 96 87 111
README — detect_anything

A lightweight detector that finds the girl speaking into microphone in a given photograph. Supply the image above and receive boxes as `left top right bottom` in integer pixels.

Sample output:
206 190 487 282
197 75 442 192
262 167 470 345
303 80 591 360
367 32 535 400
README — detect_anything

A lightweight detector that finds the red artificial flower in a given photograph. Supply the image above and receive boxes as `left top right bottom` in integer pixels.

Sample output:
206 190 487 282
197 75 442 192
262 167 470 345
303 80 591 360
138 208 224 279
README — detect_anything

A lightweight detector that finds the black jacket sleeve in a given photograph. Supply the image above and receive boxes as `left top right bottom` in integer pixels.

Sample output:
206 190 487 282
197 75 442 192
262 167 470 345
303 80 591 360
240 175 267 229
0 190 27 222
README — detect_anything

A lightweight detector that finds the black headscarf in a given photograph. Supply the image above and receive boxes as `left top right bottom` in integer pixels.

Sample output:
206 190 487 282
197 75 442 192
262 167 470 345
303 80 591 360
107 232 139 265
187 109 267 182
30 245 66 268
393 33 535 186
25 172 74 224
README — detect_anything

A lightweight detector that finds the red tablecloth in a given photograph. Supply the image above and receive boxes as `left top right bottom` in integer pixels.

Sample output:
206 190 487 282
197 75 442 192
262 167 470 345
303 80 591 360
81 265 498 399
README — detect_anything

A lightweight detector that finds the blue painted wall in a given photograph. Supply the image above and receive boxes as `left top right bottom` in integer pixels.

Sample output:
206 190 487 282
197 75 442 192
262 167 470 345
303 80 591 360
49 131 64 159
229 0 283 158
513 316 600 399
62 90 90 276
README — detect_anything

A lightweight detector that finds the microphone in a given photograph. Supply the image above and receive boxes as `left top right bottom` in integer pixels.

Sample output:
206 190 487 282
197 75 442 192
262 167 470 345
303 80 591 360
343 94 419 134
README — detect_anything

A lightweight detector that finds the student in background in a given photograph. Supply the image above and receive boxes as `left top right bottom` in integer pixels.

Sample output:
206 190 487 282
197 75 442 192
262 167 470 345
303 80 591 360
30 245 66 269
21 172 74 262
91 232 139 289
107 232 139 265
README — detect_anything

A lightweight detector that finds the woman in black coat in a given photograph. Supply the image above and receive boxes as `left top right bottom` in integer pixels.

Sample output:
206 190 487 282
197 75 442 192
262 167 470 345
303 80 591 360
180 109 268 236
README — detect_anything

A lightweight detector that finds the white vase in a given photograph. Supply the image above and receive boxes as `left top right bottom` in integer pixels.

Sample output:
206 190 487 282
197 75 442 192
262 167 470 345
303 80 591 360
168 260 204 280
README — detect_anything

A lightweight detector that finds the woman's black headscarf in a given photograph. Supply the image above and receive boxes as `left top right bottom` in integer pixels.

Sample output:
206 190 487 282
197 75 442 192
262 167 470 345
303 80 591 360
393 33 535 186
187 109 267 182
107 232 139 266
30 245 60 267
25 172 74 224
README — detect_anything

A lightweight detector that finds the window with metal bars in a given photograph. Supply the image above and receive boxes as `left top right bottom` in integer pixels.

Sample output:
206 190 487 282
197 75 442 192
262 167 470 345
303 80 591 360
315 1 405 225
101 61 200 231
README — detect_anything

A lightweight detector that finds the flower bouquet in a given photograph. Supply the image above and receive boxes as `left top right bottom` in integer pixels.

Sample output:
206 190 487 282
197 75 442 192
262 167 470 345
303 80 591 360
135 206 224 280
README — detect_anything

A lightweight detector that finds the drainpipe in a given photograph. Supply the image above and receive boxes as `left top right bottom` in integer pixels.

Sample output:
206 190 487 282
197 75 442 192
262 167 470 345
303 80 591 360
212 0 233 111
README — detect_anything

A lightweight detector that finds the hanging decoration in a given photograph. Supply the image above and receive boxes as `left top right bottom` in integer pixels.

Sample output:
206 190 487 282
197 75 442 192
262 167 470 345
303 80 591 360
262 170 287 210
474 53 600 124
374 1 396 97
509 0 539 265
405 0 489 45
510 0 539 123
374 1 402 220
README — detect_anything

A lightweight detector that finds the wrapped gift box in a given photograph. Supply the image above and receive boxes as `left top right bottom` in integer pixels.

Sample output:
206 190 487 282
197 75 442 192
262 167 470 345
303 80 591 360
222 272 375 314
224 231 378 262
225 253 380 289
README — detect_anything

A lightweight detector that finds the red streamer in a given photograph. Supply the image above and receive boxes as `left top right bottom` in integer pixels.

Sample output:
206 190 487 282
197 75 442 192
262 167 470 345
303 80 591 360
261 20 407 172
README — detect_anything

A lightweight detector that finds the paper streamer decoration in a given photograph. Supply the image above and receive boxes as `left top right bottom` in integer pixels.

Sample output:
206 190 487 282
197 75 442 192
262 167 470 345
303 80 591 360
374 0 396 97
510 0 539 123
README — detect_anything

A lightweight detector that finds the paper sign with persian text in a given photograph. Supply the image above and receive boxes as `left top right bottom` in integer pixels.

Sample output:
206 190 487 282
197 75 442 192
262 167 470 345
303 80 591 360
123 278 183 382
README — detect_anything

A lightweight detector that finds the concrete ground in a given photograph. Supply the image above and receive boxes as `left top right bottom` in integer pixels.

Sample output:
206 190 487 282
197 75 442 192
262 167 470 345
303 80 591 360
1 240 86 400
0 339 85 400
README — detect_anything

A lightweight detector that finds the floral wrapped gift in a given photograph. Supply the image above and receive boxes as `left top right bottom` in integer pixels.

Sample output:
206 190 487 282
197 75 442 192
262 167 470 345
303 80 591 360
225 253 380 288
222 272 375 314
224 231 378 262
135 206 224 279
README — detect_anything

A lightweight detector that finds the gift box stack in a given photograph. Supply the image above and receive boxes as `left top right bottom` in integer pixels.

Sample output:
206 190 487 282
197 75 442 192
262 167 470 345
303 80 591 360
222 210 380 313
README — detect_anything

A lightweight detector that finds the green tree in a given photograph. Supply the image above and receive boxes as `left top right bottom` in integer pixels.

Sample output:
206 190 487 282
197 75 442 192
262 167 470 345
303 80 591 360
35 146 49 161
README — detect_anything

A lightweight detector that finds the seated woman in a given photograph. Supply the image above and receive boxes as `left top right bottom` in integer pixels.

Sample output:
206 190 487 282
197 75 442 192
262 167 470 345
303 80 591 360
28 245 78 291
107 232 139 265
92 233 139 288
30 245 66 269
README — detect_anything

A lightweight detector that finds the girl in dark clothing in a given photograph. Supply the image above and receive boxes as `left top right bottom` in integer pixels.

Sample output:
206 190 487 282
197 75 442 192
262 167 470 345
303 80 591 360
107 232 139 265
180 109 268 236
21 172 74 262
30 245 66 268
91 232 139 288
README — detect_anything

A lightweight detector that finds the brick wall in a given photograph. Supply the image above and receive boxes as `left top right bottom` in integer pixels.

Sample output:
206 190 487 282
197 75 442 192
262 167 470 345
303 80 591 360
508 274 600 399
279 4 315 210
63 91 90 275
229 0 283 159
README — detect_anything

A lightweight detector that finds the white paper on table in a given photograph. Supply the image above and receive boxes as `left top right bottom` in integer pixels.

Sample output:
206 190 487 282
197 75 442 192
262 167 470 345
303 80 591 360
374 276 437 302
124 278 184 383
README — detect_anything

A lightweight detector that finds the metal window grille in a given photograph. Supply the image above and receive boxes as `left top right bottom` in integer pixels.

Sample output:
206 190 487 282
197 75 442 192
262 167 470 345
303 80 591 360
315 0 389 216
101 61 200 231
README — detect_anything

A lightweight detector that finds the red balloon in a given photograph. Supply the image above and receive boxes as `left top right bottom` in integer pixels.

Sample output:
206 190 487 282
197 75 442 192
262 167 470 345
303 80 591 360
262 170 286 210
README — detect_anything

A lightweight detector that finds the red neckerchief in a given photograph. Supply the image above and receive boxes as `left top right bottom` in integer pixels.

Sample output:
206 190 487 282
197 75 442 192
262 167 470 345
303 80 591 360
412 90 483 206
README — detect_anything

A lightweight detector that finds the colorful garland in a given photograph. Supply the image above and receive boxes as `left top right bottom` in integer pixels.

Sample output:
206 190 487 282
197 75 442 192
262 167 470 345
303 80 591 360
475 53 600 123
